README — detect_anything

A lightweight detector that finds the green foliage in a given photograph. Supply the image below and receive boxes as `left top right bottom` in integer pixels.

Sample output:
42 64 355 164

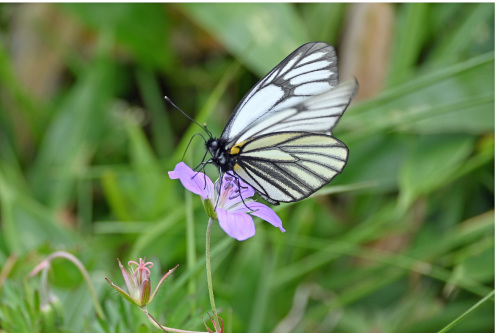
178 3 310 76
0 3 493 333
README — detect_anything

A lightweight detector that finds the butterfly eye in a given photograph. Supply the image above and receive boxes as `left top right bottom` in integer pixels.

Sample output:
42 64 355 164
210 141 218 149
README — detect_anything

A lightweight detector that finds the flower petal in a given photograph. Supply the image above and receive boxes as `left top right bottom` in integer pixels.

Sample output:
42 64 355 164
140 278 151 306
151 264 179 302
247 202 285 233
117 258 135 293
105 278 139 306
223 196 251 211
169 162 214 200
216 208 256 241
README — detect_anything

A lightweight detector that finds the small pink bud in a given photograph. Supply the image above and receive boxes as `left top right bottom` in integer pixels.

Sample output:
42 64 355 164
106 258 178 308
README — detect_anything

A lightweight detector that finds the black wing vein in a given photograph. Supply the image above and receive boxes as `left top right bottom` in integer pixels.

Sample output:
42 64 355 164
221 42 340 145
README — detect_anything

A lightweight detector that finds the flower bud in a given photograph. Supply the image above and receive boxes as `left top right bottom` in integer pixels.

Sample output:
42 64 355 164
106 258 178 308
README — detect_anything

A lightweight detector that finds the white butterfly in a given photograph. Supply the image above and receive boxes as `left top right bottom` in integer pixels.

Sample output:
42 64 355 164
205 42 358 205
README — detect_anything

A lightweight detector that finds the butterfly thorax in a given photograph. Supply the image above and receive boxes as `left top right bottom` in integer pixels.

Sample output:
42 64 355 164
206 138 237 173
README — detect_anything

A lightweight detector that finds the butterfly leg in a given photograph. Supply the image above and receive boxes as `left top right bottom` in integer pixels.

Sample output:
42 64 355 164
182 132 207 162
214 166 224 208
192 158 212 190
225 173 255 213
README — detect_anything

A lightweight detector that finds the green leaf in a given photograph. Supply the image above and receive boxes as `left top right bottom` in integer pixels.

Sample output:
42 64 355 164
387 3 430 86
0 42 45 150
301 3 346 42
341 52 494 138
334 134 409 193
135 68 174 158
137 324 150 333
59 3 173 71
459 242 494 283
100 119 174 221
0 165 74 254
29 51 115 209
178 3 309 76
429 3 494 65
437 290 494 333
399 134 475 208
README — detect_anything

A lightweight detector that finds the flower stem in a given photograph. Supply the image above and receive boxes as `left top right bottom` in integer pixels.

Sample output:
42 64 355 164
186 189 197 315
28 251 105 319
206 218 221 331
140 307 209 333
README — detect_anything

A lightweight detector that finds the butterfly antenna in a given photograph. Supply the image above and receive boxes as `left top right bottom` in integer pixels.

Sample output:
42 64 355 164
164 96 213 138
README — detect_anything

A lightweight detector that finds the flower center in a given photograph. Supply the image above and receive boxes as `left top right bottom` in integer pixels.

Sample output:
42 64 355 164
215 175 241 207
129 258 153 284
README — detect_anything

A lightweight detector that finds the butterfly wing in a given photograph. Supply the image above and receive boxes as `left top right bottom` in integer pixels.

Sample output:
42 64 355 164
232 79 358 145
221 42 340 147
232 132 348 204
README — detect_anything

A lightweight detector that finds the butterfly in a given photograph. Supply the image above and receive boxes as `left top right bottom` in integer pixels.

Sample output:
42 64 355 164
204 42 358 205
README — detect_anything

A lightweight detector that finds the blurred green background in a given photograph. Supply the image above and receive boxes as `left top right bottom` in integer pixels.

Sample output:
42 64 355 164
0 3 494 333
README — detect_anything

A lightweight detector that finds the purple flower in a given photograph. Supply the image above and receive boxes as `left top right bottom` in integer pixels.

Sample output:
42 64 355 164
169 162 285 241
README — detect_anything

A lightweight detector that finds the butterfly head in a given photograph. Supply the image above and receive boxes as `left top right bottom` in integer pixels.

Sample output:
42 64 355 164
206 137 223 161
206 138 233 172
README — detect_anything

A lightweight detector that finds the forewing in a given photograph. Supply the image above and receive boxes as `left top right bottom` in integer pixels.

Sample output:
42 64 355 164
221 42 339 144
234 79 358 144
233 132 348 204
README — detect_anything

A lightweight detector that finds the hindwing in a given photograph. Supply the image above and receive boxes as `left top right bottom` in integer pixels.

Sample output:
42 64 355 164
231 132 348 204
